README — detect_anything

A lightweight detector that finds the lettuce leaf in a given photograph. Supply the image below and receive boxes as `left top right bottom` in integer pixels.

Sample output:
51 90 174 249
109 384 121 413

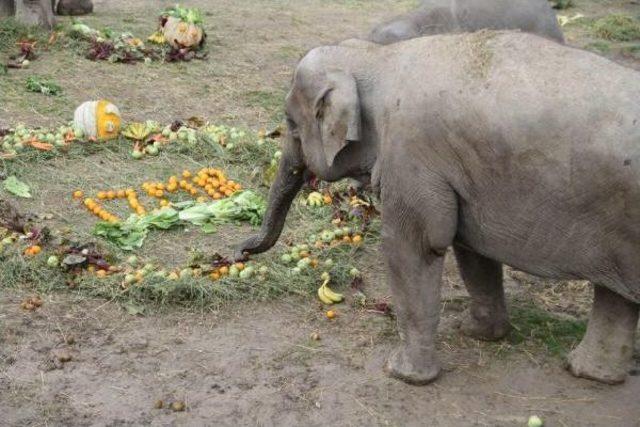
178 190 266 229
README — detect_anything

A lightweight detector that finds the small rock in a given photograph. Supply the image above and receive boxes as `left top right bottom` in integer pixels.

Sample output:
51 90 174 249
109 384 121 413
153 399 164 409
53 349 72 363
310 332 320 341
64 335 75 345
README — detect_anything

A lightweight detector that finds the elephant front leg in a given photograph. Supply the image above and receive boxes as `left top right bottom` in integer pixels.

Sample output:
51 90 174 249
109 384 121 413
567 285 639 384
381 194 457 385
454 245 510 341
384 246 446 385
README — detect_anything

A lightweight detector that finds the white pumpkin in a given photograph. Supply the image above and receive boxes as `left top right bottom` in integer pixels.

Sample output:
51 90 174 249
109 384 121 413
162 16 204 49
73 100 121 140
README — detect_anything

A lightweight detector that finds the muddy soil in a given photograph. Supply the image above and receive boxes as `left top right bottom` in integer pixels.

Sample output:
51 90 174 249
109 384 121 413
2 269 639 427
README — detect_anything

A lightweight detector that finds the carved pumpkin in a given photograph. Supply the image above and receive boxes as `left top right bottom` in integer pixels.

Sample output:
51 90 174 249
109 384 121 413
73 100 121 140
162 16 204 49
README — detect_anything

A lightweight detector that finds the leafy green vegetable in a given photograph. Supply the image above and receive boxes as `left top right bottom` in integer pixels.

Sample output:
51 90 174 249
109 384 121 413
93 193 265 249
3 175 32 198
93 219 148 251
25 76 62 96
178 190 266 231
163 5 204 25
93 208 179 250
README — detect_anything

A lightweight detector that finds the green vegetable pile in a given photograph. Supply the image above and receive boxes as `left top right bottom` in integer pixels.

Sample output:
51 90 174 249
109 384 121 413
25 76 62 96
162 5 204 25
179 190 267 233
93 191 266 250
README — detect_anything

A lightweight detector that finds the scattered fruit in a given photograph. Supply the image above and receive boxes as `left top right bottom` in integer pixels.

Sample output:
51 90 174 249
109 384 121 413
47 255 60 267
326 310 337 319
528 416 544 427
23 245 42 256
170 401 186 412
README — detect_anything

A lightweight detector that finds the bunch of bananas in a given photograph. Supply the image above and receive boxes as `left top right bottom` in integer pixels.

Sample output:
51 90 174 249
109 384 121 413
317 276 344 305
306 191 324 207
122 122 152 141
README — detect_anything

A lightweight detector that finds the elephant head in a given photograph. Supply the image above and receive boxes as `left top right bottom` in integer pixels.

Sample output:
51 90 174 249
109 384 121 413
235 48 374 259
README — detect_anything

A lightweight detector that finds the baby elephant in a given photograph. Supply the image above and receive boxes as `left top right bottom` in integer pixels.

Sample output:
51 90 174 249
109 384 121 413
368 0 564 44
237 31 640 385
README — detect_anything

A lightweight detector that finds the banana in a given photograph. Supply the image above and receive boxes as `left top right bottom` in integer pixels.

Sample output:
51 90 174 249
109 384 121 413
322 283 344 303
307 191 324 207
317 283 334 305
317 279 344 305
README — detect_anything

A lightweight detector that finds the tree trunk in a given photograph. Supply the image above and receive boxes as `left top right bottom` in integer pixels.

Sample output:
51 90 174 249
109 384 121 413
14 0 55 29
0 0 15 17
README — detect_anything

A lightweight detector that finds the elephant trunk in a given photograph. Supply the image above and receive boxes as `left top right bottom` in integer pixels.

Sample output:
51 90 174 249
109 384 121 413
234 139 306 259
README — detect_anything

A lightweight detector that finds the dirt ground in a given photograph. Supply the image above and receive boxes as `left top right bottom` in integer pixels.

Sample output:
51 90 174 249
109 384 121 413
2 0 640 426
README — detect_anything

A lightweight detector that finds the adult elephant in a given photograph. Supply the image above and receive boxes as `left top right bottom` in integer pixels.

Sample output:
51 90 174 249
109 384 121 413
235 31 640 385
0 0 92 29
368 0 564 44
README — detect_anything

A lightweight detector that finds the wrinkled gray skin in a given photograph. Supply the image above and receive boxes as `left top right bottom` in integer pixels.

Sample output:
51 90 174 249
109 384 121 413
0 0 92 29
368 0 564 44
236 32 640 385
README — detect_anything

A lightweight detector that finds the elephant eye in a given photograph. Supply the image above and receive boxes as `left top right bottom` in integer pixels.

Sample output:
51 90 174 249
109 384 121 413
286 117 300 138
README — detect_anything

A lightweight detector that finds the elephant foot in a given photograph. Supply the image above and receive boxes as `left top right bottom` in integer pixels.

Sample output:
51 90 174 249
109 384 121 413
566 345 628 385
384 347 440 385
460 308 510 341
565 285 638 385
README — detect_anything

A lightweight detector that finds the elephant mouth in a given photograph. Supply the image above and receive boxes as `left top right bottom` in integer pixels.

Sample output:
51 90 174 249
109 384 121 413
306 173 318 187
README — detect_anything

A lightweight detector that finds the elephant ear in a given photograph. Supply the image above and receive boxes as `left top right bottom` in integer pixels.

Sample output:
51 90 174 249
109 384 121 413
315 70 361 168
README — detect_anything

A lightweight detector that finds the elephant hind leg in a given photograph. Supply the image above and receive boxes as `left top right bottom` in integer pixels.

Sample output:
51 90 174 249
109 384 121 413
453 245 510 341
567 285 639 384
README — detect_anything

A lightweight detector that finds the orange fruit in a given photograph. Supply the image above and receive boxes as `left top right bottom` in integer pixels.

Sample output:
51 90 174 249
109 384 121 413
210 179 220 188
126 188 135 196
326 310 337 319
234 183 242 191
323 195 332 205
352 235 363 244
107 191 116 200
213 192 222 200
179 180 188 188
155 190 164 198
182 170 192 178
72 190 84 199
117 190 126 198
96 269 107 278
219 266 229 275
310 259 319 268
234 262 245 271
189 189 198 196
210 271 221 281
156 183 165 190
342 235 352 243
224 189 233 197
97 192 107 200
